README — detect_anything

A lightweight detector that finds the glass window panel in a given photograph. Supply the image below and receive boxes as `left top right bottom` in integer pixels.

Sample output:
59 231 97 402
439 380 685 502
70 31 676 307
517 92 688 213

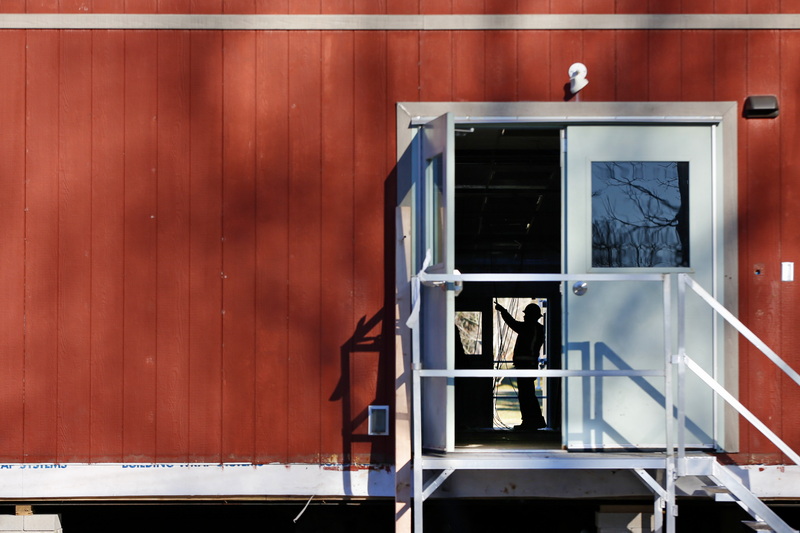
427 154 444 264
591 161 689 268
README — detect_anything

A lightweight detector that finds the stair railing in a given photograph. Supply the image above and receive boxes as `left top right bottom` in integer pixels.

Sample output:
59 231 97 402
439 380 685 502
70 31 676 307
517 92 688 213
676 273 800 468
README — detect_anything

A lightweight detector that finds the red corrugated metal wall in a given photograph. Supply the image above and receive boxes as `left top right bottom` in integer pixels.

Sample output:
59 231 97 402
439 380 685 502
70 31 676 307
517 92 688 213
1 1 799 465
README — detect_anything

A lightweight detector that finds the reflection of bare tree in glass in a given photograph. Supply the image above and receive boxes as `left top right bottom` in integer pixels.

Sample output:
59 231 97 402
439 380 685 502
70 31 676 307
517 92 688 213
455 312 482 355
591 162 689 268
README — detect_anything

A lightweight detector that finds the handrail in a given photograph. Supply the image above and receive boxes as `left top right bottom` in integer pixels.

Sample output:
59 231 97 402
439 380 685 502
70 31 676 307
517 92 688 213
679 274 800 387
678 273 800 466
407 271 800 533
682 354 800 465
418 271 665 284
418 369 664 377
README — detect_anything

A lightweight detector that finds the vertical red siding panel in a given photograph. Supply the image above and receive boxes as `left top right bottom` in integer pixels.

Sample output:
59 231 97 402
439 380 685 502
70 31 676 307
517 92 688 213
647 31 681 101
324 0 353 14
288 0 320 14
355 0 385 13
123 31 159 460
159 0 192 13
0 1 25 12
387 0 418 14
319 31 355 462
648 0 681 13
92 0 124 11
485 31 518 101
712 29 750 456
518 0 548 13
156 31 192 462
90 30 126 462
124 0 158 13
453 31 485 101
779 30 800 454
191 0 223 13
715 0 747 13
683 0 714 13
26 0 57 12
581 30 616 101
25 30 60 462
223 0 255 13
420 32 453 101
517 31 551 100
455 0 484 14
57 31 93 462
287 31 323 462
584 0 614 13
549 31 583 102
782 0 800 14
421 0 451 14
221 31 257 462
188 30 224 462
59 0 87 11
749 0 780 13
354 30 389 462
614 0 647 14
615 32 649 106
745 30 783 459
681 31 715 101
255 31 290 463
0 30 26 462
255 0 287 13
386 31 420 165
557 0 582 14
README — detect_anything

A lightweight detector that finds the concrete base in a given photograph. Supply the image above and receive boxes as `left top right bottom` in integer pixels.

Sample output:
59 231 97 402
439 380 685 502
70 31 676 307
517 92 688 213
0 515 62 533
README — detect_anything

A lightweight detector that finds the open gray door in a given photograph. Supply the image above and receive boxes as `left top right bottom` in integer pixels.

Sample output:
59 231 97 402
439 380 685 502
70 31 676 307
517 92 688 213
564 125 720 449
418 113 456 452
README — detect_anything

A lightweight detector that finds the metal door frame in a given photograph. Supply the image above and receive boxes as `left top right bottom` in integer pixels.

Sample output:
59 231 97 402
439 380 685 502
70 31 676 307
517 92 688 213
394 101 738 531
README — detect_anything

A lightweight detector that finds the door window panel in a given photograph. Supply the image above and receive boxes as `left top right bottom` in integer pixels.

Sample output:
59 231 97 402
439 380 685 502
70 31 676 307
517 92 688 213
591 161 689 268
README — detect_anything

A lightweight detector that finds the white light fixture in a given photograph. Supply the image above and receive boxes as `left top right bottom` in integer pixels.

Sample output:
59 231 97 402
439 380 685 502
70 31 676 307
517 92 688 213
568 62 589 94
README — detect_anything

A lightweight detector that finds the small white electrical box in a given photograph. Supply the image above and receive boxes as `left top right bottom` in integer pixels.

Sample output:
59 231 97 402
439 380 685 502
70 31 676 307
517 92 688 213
782 262 794 282
368 405 390 436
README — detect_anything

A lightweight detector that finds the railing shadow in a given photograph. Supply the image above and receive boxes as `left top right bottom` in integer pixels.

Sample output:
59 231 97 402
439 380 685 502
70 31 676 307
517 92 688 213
329 309 387 496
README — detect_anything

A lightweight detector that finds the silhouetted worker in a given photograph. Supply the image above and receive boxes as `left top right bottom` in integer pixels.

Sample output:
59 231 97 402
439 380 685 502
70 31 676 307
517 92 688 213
495 301 547 431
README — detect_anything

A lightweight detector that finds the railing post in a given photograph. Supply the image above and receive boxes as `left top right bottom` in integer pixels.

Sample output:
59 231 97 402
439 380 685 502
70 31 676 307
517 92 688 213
663 274 678 533
663 274 673 454
676 274 687 474
407 275 424 533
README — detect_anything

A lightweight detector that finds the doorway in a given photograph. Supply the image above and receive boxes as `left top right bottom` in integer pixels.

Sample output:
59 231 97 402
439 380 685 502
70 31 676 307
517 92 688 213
397 101 738 453
452 126 562 447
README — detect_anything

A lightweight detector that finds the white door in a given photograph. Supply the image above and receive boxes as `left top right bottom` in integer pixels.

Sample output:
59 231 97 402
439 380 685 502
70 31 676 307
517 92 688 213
418 113 456 451
564 125 719 449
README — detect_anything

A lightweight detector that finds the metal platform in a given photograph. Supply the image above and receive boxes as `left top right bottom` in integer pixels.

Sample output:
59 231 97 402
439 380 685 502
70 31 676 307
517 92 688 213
422 448 675 471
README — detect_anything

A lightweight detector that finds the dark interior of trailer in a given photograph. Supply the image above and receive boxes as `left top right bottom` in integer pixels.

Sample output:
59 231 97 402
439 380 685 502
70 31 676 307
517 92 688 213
453 125 563 448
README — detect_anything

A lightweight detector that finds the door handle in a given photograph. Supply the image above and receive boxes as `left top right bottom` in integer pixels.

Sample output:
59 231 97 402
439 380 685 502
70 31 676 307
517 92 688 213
572 281 588 296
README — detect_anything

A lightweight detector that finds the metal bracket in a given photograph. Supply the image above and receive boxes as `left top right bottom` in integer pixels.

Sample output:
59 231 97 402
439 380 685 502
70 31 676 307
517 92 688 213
421 468 455 501
634 468 667 500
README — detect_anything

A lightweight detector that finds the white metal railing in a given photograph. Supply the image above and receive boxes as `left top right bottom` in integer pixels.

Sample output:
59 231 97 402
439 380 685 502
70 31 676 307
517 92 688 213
677 273 800 467
407 271 676 533
410 270 674 448
407 271 800 533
